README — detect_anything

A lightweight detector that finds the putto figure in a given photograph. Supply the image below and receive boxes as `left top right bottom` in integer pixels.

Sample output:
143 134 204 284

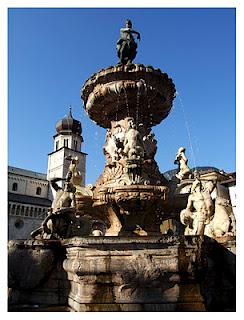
116 19 141 65
174 147 191 180
123 118 144 160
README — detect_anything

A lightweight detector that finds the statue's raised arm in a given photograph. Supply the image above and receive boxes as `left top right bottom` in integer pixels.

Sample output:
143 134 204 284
117 19 141 65
131 29 141 41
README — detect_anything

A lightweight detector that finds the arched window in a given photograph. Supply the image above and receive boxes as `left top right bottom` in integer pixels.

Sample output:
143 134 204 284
36 187 42 195
55 141 59 150
12 183 18 191
74 140 78 151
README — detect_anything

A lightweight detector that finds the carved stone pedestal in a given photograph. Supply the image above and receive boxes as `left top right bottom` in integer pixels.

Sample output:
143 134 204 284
62 236 206 312
8 236 236 311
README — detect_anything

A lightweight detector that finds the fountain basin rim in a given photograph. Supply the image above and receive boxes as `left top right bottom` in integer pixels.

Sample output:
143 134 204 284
81 64 176 128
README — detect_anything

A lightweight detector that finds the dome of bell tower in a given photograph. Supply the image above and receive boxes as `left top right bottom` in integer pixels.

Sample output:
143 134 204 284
55 107 82 135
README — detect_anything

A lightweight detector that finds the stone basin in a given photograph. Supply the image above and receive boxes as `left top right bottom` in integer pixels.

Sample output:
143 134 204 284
93 184 168 236
81 64 176 128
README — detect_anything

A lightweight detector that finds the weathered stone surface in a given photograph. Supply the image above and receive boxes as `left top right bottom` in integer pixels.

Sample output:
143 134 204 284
8 240 69 308
8 236 236 311
81 64 176 128
8 240 58 289
93 184 167 236
62 236 206 311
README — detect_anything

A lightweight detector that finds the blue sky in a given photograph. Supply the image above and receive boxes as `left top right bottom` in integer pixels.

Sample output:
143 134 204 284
8 8 236 184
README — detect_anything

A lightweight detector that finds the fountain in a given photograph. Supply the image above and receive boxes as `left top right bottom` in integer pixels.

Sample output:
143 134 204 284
81 63 175 236
8 20 236 312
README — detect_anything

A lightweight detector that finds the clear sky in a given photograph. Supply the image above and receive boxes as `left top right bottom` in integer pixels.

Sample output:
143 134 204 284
8 8 236 184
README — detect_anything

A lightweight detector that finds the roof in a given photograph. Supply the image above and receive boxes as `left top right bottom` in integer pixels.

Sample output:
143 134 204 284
8 193 52 207
55 108 82 135
48 147 87 156
8 166 47 181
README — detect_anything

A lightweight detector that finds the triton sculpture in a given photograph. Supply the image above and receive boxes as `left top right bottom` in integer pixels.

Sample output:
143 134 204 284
180 174 235 237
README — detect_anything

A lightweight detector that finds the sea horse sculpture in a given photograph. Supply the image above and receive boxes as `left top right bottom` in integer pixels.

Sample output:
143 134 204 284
116 19 141 65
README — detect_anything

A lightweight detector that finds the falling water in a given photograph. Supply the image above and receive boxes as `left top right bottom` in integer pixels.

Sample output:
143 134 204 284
136 81 141 126
143 81 153 126
123 87 130 117
176 92 197 171
116 92 120 123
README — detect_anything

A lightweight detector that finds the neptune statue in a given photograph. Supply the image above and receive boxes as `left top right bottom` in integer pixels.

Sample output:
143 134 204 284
117 19 141 65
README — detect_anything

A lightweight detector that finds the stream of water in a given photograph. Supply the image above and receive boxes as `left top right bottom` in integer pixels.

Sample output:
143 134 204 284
176 91 197 171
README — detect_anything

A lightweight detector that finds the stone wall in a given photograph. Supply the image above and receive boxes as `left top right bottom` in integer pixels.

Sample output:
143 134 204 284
8 215 45 240
8 201 48 240
8 172 49 198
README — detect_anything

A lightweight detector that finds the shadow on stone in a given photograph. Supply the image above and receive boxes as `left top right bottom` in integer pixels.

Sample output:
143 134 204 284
200 236 236 311
8 240 71 312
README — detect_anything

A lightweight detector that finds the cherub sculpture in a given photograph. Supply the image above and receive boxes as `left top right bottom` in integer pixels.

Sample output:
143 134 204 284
104 131 121 164
123 118 144 160
174 147 190 180
142 130 157 159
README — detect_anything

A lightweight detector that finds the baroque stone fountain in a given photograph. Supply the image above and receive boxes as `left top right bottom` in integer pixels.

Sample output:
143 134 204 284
81 60 175 236
8 20 236 312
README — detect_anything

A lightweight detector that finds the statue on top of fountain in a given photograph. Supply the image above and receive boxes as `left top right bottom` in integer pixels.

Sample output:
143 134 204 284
117 19 141 65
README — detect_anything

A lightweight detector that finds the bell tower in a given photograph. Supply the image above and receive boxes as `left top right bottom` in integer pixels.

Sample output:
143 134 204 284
47 107 87 187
